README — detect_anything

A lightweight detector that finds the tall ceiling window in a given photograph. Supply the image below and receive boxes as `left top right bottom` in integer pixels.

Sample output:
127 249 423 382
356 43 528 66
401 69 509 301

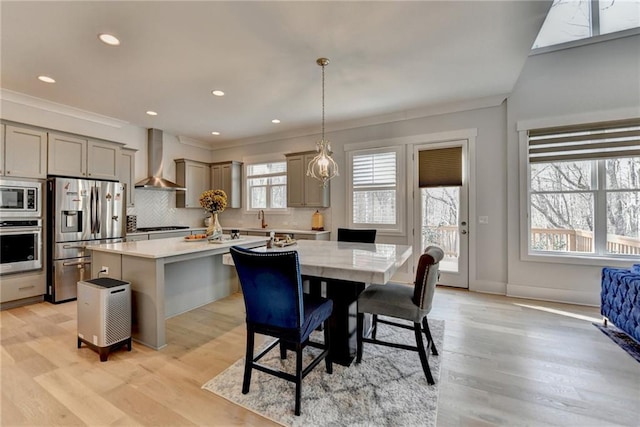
533 0 640 50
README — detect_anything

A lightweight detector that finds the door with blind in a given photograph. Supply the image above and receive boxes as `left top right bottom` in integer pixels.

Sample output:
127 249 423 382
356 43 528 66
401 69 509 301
414 141 469 288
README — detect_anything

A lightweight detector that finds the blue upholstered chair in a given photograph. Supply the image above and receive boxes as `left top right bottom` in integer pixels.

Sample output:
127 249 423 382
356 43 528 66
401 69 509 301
230 246 333 416
356 245 444 384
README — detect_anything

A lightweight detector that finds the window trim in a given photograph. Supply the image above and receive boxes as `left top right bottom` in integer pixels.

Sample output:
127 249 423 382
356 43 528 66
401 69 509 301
518 122 639 267
243 159 289 214
346 145 405 236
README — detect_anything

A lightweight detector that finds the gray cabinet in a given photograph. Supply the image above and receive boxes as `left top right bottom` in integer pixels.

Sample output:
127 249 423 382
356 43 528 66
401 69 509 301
210 161 242 208
175 159 210 208
2 124 48 178
0 270 46 305
88 140 121 180
48 132 121 180
119 148 137 207
286 151 330 208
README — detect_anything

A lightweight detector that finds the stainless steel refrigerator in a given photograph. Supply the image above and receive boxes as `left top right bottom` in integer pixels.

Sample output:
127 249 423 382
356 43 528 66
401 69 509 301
47 177 125 303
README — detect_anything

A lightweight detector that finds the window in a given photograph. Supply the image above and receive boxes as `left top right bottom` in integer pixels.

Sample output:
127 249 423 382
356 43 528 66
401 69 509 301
245 161 287 210
532 0 640 50
525 119 640 259
347 146 404 233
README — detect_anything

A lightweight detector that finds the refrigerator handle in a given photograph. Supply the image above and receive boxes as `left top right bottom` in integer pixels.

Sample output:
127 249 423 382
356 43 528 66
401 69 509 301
89 186 94 233
95 185 101 233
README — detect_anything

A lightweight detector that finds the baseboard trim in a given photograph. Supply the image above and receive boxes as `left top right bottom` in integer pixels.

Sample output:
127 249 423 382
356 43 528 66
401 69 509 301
470 280 506 294
507 284 599 307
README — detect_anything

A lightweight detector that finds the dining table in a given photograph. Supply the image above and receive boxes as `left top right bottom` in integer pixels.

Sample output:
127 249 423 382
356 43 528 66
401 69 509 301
223 239 413 365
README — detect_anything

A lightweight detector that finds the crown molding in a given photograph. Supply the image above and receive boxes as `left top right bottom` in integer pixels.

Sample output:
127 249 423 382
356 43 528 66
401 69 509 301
0 89 129 128
177 135 210 149
211 93 508 151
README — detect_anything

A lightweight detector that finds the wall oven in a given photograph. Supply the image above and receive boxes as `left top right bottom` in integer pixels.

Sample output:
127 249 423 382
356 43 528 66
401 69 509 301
0 219 43 275
0 179 41 218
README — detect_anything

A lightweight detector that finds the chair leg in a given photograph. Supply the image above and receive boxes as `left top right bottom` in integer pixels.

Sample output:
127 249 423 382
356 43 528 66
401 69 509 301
414 322 435 385
422 317 438 356
294 342 303 416
280 341 287 359
242 328 255 394
356 312 364 364
371 314 378 340
324 319 333 374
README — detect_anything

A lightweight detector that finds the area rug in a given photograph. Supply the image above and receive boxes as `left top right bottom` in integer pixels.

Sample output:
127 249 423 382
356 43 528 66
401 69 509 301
202 318 444 427
594 322 640 363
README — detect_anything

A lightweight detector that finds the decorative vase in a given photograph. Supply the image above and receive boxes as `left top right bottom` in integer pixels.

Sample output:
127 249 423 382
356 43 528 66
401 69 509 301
206 212 223 238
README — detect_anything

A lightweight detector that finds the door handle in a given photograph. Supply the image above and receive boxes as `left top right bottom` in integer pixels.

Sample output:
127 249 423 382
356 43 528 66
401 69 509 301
62 261 92 267
62 244 86 249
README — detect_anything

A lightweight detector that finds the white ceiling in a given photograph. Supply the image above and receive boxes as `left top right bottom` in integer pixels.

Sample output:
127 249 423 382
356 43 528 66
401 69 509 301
0 1 551 148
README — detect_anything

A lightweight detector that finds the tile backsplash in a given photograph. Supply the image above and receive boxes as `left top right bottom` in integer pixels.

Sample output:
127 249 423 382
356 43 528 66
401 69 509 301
128 188 331 231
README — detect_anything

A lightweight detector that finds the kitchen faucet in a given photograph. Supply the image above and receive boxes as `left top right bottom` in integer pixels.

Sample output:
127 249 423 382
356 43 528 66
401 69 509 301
258 210 268 228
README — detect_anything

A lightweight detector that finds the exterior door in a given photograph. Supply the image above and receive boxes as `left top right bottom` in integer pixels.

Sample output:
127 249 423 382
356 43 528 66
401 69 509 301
414 140 469 288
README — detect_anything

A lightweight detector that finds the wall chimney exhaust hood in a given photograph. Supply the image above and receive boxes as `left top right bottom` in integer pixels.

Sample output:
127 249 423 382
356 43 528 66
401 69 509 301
135 128 185 190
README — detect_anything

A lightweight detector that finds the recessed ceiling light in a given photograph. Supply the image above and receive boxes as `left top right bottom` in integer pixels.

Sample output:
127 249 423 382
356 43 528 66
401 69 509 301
38 75 55 83
211 90 225 97
146 111 158 116
211 131 220 136
272 119 281 124
98 33 120 46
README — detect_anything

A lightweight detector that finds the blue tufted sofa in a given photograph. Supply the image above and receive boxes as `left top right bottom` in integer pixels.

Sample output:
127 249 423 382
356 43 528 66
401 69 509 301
601 264 640 343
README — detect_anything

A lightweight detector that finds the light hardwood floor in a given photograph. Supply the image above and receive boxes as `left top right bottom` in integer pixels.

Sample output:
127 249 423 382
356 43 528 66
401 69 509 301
1 287 638 426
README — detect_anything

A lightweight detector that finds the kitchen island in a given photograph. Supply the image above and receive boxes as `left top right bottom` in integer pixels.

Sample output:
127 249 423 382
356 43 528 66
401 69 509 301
89 235 268 349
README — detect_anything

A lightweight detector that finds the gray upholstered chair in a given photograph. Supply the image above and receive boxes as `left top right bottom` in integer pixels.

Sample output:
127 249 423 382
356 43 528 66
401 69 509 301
356 245 444 384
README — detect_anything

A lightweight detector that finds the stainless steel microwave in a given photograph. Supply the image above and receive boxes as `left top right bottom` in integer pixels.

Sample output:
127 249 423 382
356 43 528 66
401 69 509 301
0 179 42 218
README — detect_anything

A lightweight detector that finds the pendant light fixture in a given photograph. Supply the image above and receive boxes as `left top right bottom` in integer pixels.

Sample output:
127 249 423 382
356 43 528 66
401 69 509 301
307 57 339 187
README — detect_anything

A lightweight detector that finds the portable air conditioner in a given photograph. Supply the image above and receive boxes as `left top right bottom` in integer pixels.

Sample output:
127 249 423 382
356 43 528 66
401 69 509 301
77 278 132 362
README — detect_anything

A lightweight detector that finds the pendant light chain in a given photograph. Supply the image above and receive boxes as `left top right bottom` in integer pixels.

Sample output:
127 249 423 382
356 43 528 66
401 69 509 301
321 61 325 141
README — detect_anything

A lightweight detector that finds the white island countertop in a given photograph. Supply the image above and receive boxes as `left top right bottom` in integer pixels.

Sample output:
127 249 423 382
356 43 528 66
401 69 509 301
89 235 268 259
223 240 412 285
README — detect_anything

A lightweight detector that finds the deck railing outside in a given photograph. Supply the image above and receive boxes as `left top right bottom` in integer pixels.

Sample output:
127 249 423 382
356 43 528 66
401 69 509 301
531 228 640 255
423 226 640 256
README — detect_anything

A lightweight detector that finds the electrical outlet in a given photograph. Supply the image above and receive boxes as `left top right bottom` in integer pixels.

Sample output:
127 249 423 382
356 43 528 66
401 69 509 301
101 266 109 275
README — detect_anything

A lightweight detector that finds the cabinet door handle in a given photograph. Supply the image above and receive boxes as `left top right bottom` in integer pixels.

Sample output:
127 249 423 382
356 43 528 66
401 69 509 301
18 285 35 291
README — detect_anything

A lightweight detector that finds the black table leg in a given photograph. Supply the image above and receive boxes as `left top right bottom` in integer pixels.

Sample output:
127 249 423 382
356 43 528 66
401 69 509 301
325 279 365 366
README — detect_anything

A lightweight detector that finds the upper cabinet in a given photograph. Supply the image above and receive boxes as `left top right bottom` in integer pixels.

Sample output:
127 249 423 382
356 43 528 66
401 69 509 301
285 151 330 208
48 132 121 180
119 148 137 207
87 140 122 180
2 124 48 179
175 159 210 208
210 161 242 209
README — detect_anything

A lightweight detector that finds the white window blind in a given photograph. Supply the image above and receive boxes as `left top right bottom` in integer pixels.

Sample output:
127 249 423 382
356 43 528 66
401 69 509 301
352 150 398 226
